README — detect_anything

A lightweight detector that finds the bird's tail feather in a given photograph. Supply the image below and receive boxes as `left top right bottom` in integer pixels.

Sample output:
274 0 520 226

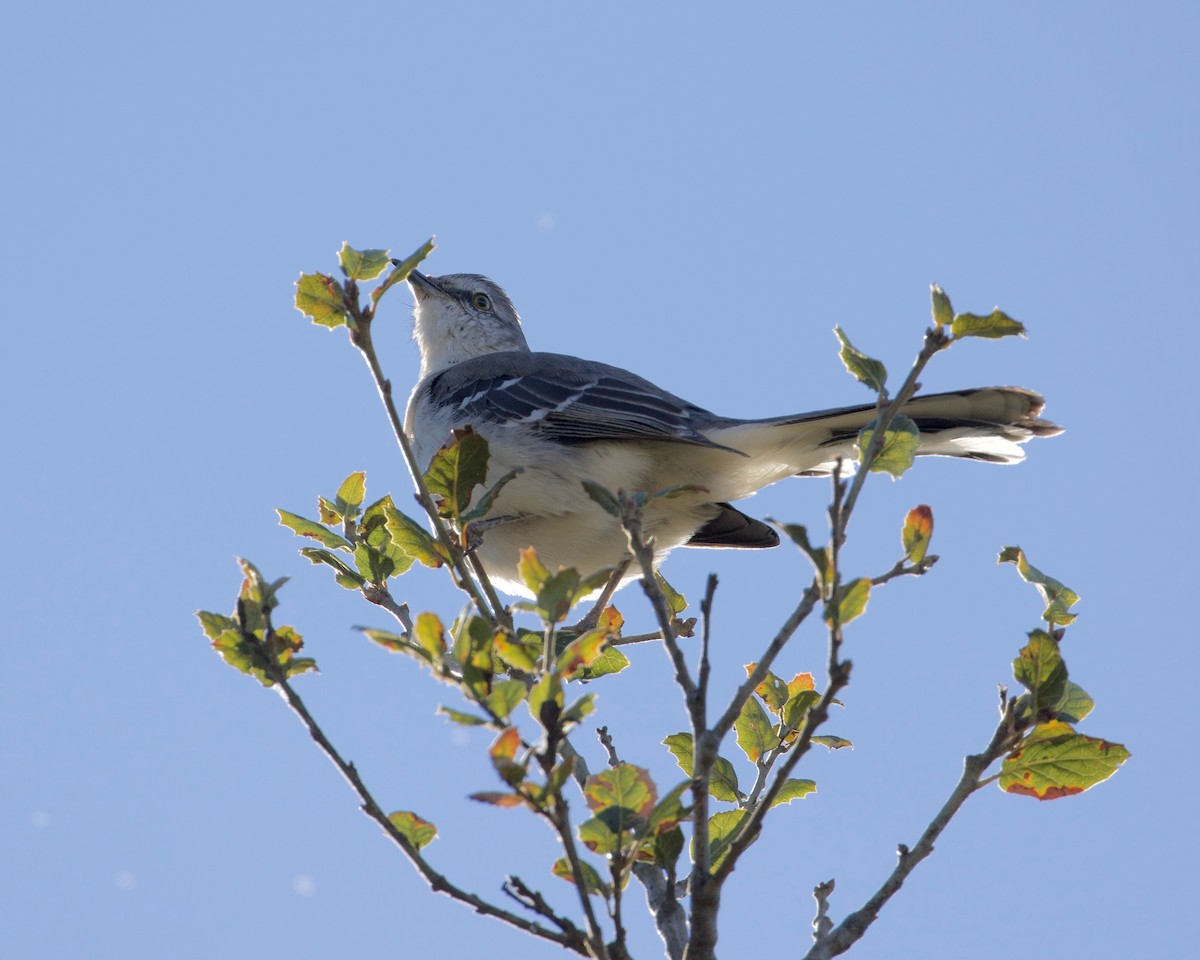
705 387 1061 486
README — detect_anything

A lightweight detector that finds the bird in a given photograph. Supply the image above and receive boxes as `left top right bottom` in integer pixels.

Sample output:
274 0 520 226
403 270 1060 598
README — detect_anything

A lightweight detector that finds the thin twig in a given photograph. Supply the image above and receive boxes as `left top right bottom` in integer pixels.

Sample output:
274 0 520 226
544 798 611 960
870 556 938 587
621 504 698 707
361 583 414 632
345 299 508 628
596 726 622 768
572 559 631 633
503 875 586 939
804 699 1022 960
252 628 587 954
610 630 665 647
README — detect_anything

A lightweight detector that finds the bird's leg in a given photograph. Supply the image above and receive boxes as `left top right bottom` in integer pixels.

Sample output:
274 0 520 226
462 512 527 552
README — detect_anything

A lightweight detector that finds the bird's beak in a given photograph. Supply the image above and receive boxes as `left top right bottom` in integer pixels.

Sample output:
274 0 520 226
407 269 440 303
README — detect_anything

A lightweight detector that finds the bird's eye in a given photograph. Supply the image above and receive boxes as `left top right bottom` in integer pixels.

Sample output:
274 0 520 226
471 292 492 312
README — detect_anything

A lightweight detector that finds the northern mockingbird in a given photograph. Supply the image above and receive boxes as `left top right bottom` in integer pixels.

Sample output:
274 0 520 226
404 271 1060 597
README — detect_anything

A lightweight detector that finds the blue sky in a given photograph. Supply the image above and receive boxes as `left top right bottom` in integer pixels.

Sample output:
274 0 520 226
4 3 1196 958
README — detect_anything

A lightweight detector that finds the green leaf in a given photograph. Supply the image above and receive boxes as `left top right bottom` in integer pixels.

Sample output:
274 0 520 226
488 727 525 787
532 568 585 624
493 631 540 673
469 791 525 808
651 827 685 870
414 612 447 662
199 563 316 686
998 546 1080 626
359 627 410 654
577 815 621 855
1000 721 1130 799
902 505 933 563
277 510 353 551
859 415 921 477
744 664 789 715
644 780 691 837
517 547 552 597
581 479 620 517
387 811 437 850
317 496 342 525
811 735 853 750
557 629 609 679
372 237 436 304
1013 630 1068 717
951 308 1026 340
517 566 615 624
381 498 447 568
424 428 490 521
573 646 630 681
582 765 657 852
197 610 238 642
528 672 564 731
299 547 365 589
704 810 749 872
735 695 780 763
294 271 348 328
438 706 489 726
772 521 831 589
662 733 742 803
461 467 524 523
585 764 658 820
826 577 872 627
552 857 609 896
492 628 540 676
562 693 597 727
1054 681 1095 724
770 779 817 807
485 679 527 720
930 284 954 328
334 471 367 519
834 326 888 394
338 243 391 281
781 689 820 732
654 572 688 616
355 498 415 581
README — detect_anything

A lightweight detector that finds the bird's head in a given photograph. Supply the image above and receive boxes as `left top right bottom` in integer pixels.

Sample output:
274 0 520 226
407 271 529 377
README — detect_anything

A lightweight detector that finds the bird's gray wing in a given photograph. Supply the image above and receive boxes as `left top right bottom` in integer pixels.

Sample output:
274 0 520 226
424 351 737 449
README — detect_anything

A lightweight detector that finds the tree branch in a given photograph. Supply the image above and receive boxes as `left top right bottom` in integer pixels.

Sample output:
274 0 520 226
805 698 1022 960
344 288 509 629
253 630 587 954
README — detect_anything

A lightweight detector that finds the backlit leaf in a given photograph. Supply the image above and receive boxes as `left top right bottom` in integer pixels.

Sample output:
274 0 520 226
826 577 872 626
998 546 1080 626
294 271 348 328
1013 630 1068 717
1000 722 1130 799
424 428 489 521
485 679 527 720
338 243 391 281
902 505 933 563
552 857 609 896
735 695 780 763
773 521 831 588
663 733 742 803
277 510 352 551
334 471 367 518
834 326 888 394
770 779 817 807
930 284 954 328
387 810 436 850
859 415 920 477
951 308 1026 340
